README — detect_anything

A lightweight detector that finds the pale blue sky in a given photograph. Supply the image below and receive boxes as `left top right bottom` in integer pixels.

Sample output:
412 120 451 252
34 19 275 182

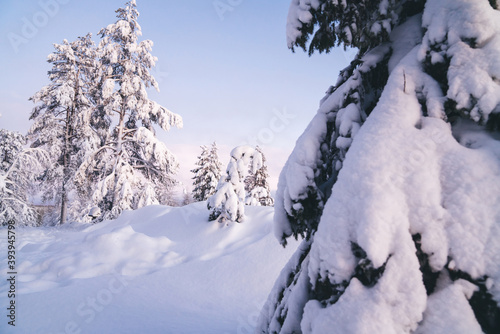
0 0 353 189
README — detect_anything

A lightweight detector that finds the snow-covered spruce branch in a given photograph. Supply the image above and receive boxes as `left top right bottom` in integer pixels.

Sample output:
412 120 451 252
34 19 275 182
259 1 500 333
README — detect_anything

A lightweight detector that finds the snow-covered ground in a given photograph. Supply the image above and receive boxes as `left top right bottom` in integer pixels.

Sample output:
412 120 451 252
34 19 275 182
0 202 299 333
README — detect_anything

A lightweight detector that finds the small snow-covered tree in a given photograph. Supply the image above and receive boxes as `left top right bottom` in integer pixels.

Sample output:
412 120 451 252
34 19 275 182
0 129 48 226
207 145 262 223
181 187 193 206
29 34 98 225
244 146 274 206
76 0 182 220
258 1 500 333
191 142 222 202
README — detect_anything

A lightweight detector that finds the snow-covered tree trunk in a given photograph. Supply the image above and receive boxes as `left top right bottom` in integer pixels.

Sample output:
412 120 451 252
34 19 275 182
59 121 69 224
59 89 76 224
259 1 500 333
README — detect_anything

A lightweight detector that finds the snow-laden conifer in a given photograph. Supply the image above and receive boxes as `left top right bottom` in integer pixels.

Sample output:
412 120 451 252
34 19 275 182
259 1 500 333
207 145 262 223
29 34 99 225
191 142 222 202
244 146 274 207
0 129 48 226
76 0 182 220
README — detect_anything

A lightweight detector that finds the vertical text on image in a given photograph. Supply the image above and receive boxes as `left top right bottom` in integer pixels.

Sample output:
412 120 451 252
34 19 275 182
6 219 17 327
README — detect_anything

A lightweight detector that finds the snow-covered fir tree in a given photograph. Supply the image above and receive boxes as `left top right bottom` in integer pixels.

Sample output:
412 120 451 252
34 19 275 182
191 142 222 202
258 1 500 333
0 129 48 226
29 34 99 225
76 0 182 220
244 146 274 206
207 145 262 223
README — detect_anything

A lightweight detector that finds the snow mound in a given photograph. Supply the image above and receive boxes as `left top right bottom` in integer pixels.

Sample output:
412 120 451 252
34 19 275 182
0 202 299 333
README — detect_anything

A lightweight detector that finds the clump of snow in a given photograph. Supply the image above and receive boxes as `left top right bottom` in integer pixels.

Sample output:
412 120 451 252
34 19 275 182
286 0 320 48
415 278 482 334
419 0 500 123
102 79 115 99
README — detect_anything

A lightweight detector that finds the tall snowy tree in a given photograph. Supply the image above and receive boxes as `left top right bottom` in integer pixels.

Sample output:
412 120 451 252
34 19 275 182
191 142 222 202
29 34 99 225
207 145 262 223
0 129 48 226
258 1 500 333
76 0 182 220
244 146 274 206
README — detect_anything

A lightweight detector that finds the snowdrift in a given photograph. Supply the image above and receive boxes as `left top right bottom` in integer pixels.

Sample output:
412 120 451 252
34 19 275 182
0 202 299 333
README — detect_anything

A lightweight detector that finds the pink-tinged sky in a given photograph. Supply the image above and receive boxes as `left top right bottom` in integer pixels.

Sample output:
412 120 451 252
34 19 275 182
0 0 354 191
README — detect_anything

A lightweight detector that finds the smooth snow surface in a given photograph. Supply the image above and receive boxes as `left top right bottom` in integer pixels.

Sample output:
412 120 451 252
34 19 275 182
0 202 298 333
